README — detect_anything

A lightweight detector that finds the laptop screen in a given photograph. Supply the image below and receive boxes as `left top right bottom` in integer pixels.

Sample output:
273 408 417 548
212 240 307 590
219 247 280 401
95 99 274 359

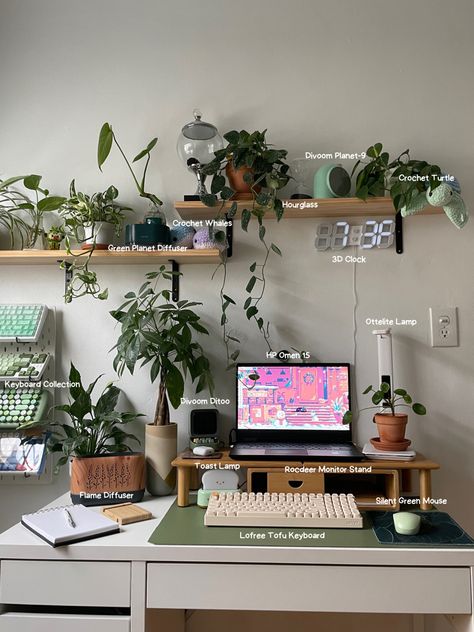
237 364 350 432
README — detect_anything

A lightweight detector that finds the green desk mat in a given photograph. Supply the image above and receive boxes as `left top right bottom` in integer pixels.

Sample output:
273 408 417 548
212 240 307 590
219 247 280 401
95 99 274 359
149 500 381 548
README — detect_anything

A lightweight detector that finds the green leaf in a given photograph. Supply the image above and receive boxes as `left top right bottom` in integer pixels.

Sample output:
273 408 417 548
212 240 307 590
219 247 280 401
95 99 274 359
220 186 234 201
372 392 384 405
362 385 372 394
37 196 66 212
246 276 257 293
98 122 113 171
201 193 217 207
249 262 256 272
223 130 239 144
343 411 352 424
241 209 251 231
412 403 426 415
243 297 252 309
246 306 258 319
248 373 260 381
230 350 240 361
403 395 413 404
380 382 390 394
222 294 236 305
211 174 225 194
259 225 266 241
271 243 282 256
165 364 185 409
228 202 238 218
394 388 407 396
23 174 42 190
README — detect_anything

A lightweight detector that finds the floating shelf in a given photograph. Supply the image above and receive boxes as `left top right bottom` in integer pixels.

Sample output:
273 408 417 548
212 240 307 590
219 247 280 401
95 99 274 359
0 249 221 265
175 197 444 220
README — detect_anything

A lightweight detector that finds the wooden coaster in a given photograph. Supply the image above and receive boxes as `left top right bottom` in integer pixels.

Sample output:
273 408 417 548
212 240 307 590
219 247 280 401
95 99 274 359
101 502 152 525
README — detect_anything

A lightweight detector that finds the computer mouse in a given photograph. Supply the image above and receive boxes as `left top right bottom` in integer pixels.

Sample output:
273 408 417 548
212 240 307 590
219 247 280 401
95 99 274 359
393 512 421 535
193 445 215 456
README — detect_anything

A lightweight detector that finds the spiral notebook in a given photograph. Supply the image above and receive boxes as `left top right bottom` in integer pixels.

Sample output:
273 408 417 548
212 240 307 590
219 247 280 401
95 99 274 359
21 504 120 547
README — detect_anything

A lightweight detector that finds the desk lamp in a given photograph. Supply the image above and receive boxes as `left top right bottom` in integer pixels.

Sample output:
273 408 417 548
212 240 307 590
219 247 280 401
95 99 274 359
177 109 224 201
373 328 394 401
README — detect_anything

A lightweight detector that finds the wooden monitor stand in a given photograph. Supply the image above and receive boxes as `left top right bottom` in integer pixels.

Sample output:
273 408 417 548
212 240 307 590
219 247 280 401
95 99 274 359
171 450 440 510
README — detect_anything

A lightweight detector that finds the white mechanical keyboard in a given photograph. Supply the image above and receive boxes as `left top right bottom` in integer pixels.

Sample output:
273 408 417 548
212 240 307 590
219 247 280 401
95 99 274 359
204 492 363 528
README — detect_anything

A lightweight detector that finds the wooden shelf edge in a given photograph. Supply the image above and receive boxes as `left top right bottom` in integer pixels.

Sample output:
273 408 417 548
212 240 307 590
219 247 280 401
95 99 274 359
0 249 222 265
174 197 444 219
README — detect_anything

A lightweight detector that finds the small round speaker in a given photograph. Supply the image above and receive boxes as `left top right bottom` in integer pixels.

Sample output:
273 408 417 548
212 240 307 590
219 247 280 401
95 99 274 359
314 163 351 198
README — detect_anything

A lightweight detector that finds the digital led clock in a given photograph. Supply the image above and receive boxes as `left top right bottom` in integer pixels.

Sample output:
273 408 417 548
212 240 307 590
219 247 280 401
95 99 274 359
315 219 395 251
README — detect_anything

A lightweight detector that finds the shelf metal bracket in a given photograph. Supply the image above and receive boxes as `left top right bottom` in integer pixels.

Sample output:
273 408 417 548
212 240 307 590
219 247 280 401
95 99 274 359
395 211 403 254
169 259 180 302
57 260 73 294
225 213 233 258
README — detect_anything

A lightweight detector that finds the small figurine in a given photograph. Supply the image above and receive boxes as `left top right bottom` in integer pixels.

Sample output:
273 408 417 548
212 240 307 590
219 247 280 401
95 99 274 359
46 225 65 250
401 183 468 229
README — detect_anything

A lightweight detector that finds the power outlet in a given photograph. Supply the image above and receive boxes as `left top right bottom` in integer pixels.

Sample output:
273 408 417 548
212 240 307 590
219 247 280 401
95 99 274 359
429 307 459 347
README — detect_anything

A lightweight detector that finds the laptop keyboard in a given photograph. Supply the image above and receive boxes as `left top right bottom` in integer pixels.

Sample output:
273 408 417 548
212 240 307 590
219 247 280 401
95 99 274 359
236 442 352 452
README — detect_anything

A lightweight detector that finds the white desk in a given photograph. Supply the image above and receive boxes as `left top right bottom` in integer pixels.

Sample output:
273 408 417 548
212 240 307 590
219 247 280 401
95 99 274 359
0 493 473 632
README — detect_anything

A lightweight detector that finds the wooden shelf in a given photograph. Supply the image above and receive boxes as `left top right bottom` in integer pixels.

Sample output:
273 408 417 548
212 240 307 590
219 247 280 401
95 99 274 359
175 197 444 219
0 249 221 265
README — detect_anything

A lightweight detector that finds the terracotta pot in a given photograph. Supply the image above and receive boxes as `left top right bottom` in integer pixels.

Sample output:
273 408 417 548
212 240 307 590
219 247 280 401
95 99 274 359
374 413 408 444
145 423 177 496
225 163 261 200
70 452 145 506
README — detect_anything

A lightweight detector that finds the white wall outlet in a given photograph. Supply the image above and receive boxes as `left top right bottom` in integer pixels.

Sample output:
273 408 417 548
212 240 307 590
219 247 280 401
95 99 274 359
429 307 459 347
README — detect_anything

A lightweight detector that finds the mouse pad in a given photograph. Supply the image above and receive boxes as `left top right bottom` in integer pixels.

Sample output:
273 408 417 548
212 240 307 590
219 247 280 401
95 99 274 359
371 511 474 546
148 499 378 548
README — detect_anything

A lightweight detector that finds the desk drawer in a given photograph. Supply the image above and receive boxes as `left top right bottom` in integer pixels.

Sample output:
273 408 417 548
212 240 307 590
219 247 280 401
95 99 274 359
0 612 130 632
0 561 130 607
147 563 471 614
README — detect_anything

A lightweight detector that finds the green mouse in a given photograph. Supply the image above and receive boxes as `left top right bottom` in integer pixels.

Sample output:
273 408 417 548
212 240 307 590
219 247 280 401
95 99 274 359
393 512 421 535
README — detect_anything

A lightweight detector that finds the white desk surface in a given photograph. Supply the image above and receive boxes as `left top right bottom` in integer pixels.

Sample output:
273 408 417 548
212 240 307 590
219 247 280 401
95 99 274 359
1 493 473 567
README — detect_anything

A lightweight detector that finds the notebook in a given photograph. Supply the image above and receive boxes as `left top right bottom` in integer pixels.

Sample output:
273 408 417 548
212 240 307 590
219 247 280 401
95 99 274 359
362 442 416 461
21 504 120 547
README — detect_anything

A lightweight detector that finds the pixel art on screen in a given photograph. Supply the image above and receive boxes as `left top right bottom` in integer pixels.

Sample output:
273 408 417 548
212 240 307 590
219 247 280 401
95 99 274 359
237 365 349 431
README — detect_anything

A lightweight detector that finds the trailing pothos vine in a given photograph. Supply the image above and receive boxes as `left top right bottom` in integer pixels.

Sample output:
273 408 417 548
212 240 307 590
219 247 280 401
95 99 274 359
201 129 290 368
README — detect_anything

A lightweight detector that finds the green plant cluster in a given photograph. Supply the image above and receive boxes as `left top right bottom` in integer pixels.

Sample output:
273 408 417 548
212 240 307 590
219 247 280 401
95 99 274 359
59 180 131 303
343 382 426 424
111 266 214 425
353 143 442 211
201 129 291 368
0 175 65 248
19 363 142 471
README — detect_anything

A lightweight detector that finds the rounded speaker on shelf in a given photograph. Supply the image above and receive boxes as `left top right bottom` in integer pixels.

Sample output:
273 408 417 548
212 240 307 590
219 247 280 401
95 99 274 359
314 163 351 198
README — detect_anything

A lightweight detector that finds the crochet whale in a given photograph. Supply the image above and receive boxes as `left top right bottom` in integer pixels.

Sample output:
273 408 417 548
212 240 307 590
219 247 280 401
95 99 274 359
401 183 468 229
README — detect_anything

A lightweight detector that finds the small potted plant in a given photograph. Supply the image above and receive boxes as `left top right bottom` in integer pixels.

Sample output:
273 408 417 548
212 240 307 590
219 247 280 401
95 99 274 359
61 180 131 249
0 174 66 249
18 363 145 505
202 129 290 201
111 266 214 495
343 383 426 451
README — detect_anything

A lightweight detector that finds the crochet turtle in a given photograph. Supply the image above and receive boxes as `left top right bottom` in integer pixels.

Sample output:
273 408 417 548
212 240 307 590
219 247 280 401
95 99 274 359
401 183 468 229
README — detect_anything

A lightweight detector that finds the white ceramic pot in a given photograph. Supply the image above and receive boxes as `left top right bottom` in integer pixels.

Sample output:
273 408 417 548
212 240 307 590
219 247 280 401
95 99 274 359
145 423 177 496
82 222 115 249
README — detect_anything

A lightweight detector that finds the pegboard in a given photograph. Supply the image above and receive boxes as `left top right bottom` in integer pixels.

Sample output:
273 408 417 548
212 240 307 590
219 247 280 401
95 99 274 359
0 307 56 484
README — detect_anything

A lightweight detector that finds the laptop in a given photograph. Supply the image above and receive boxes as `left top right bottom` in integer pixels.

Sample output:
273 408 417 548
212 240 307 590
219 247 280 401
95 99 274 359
229 363 364 460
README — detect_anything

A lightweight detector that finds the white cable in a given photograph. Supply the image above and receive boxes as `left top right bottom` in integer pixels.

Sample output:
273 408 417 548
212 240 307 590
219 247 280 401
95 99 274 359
352 247 359 422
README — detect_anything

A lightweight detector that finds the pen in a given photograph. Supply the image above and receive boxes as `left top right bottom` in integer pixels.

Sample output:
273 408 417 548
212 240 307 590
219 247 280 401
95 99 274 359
64 508 76 528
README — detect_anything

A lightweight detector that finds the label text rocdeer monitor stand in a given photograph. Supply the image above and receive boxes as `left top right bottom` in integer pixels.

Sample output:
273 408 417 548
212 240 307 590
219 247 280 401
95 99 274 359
172 450 440 510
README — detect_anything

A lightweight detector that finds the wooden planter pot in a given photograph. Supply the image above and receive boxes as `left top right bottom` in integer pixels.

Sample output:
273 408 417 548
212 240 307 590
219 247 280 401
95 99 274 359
145 423 177 496
70 452 145 506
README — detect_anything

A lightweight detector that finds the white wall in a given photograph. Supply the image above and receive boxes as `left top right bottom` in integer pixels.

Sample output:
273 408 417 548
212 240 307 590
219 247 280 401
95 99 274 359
0 0 473 566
